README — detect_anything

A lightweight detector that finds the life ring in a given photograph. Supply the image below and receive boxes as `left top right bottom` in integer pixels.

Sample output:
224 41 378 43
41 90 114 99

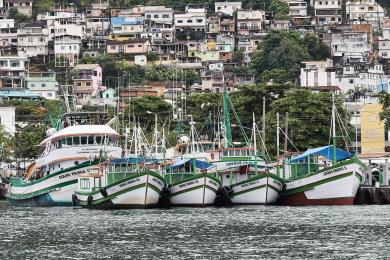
87 195 93 205
100 187 108 197
72 194 78 206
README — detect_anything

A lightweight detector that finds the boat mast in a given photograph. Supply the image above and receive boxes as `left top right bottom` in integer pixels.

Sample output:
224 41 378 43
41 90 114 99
223 90 232 148
332 94 337 164
189 115 196 153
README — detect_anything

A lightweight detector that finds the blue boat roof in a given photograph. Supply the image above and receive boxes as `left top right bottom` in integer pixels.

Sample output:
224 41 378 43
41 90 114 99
168 158 212 170
288 145 353 163
111 157 160 164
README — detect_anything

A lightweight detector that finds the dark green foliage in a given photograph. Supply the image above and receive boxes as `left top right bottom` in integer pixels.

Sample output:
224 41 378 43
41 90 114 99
8 8 30 24
266 89 349 154
251 31 331 83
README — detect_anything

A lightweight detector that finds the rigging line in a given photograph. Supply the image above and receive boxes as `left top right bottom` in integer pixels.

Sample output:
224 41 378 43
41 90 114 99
278 127 300 153
255 126 272 164
335 108 351 152
227 97 250 146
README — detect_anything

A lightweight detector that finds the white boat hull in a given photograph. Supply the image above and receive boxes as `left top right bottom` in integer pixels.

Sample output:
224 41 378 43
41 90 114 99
230 175 283 204
75 172 165 208
169 175 221 206
280 160 365 205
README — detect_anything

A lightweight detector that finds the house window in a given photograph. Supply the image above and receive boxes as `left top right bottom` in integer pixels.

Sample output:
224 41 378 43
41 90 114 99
187 20 193 23
146 14 151 18
138 44 142 47
48 93 52 97
177 20 183 23
162 14 169 18
111 46 116 49
86 82 91 86
154 14 158 18
31 84 35 87
127 45 134 48
41 84 46 87
196 19 203 23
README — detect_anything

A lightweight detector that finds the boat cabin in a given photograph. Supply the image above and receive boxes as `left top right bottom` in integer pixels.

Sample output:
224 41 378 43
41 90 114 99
280 145 354 180
164 158 213 185
61 112 108 128
210 147 261 162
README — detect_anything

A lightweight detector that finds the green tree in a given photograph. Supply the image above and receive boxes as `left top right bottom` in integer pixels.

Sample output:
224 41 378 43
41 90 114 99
269 0 289 20
261 69 290 84
0 127 14 163
8 8 30 24
33 0 54 15
265 89 350 155
303 34 331 60
124 96 172 131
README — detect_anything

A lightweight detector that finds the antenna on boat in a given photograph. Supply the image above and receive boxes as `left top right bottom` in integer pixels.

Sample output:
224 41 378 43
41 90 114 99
331 94 337 164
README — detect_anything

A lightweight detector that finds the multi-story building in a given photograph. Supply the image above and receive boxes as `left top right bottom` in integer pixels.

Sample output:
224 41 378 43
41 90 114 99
81 39 107 57
236 9 266 36
346 0 385 30
288 1 307 17
73 64 104 103
53 20 85 67
17 23 50 60
110 16 144 40
378 18 390 60
314 0 342 25
214 2 242 16
174 6 207 41
0 19 17 53
331 25 372 64
219 14 235 35
25 71 59 99
0 55 27 88
106 39 150 55
300 59 337 88
4 0 32 16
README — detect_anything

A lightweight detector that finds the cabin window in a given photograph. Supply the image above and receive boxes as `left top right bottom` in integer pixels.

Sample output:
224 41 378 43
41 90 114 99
80 179 90 189
115 164 121 172
108 165 113 172
57 140 62 148
88 136 94 145
73 137 80 145
81 136 87 145
223 151 228 156
66 137 73 146
95 136 102 145
121 164 127 172
226 174 230 178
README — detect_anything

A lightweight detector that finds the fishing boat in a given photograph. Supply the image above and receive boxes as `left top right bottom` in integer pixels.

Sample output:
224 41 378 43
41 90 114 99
278 97 366 206
278 147 366 205
211 147 283 204
6 112 122 206
163 158 221 206
73 157 166 209
212 91 283 204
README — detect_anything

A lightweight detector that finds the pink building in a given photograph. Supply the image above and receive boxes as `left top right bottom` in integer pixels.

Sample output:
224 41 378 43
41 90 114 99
107 39 150 54
73 64 105 103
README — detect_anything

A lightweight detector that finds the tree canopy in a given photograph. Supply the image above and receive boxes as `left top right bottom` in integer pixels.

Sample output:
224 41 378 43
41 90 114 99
250 31 331 83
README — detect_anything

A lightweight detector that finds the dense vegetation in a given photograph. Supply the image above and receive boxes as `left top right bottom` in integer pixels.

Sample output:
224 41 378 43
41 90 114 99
250 30 331 83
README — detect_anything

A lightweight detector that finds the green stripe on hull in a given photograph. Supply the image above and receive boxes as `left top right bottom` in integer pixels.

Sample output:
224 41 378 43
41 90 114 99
9 160 101 187
169 174 221 187
77 182 162 206
7 179 77 200
285 159 365 182
231 184 280 198
170 184 218 197
282 172 360 197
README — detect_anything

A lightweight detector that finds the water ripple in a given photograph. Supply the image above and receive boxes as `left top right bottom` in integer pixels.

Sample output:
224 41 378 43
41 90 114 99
0 202 389 259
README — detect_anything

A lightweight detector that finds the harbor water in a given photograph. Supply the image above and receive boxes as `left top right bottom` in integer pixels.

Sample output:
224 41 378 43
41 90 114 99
0 201 389 259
